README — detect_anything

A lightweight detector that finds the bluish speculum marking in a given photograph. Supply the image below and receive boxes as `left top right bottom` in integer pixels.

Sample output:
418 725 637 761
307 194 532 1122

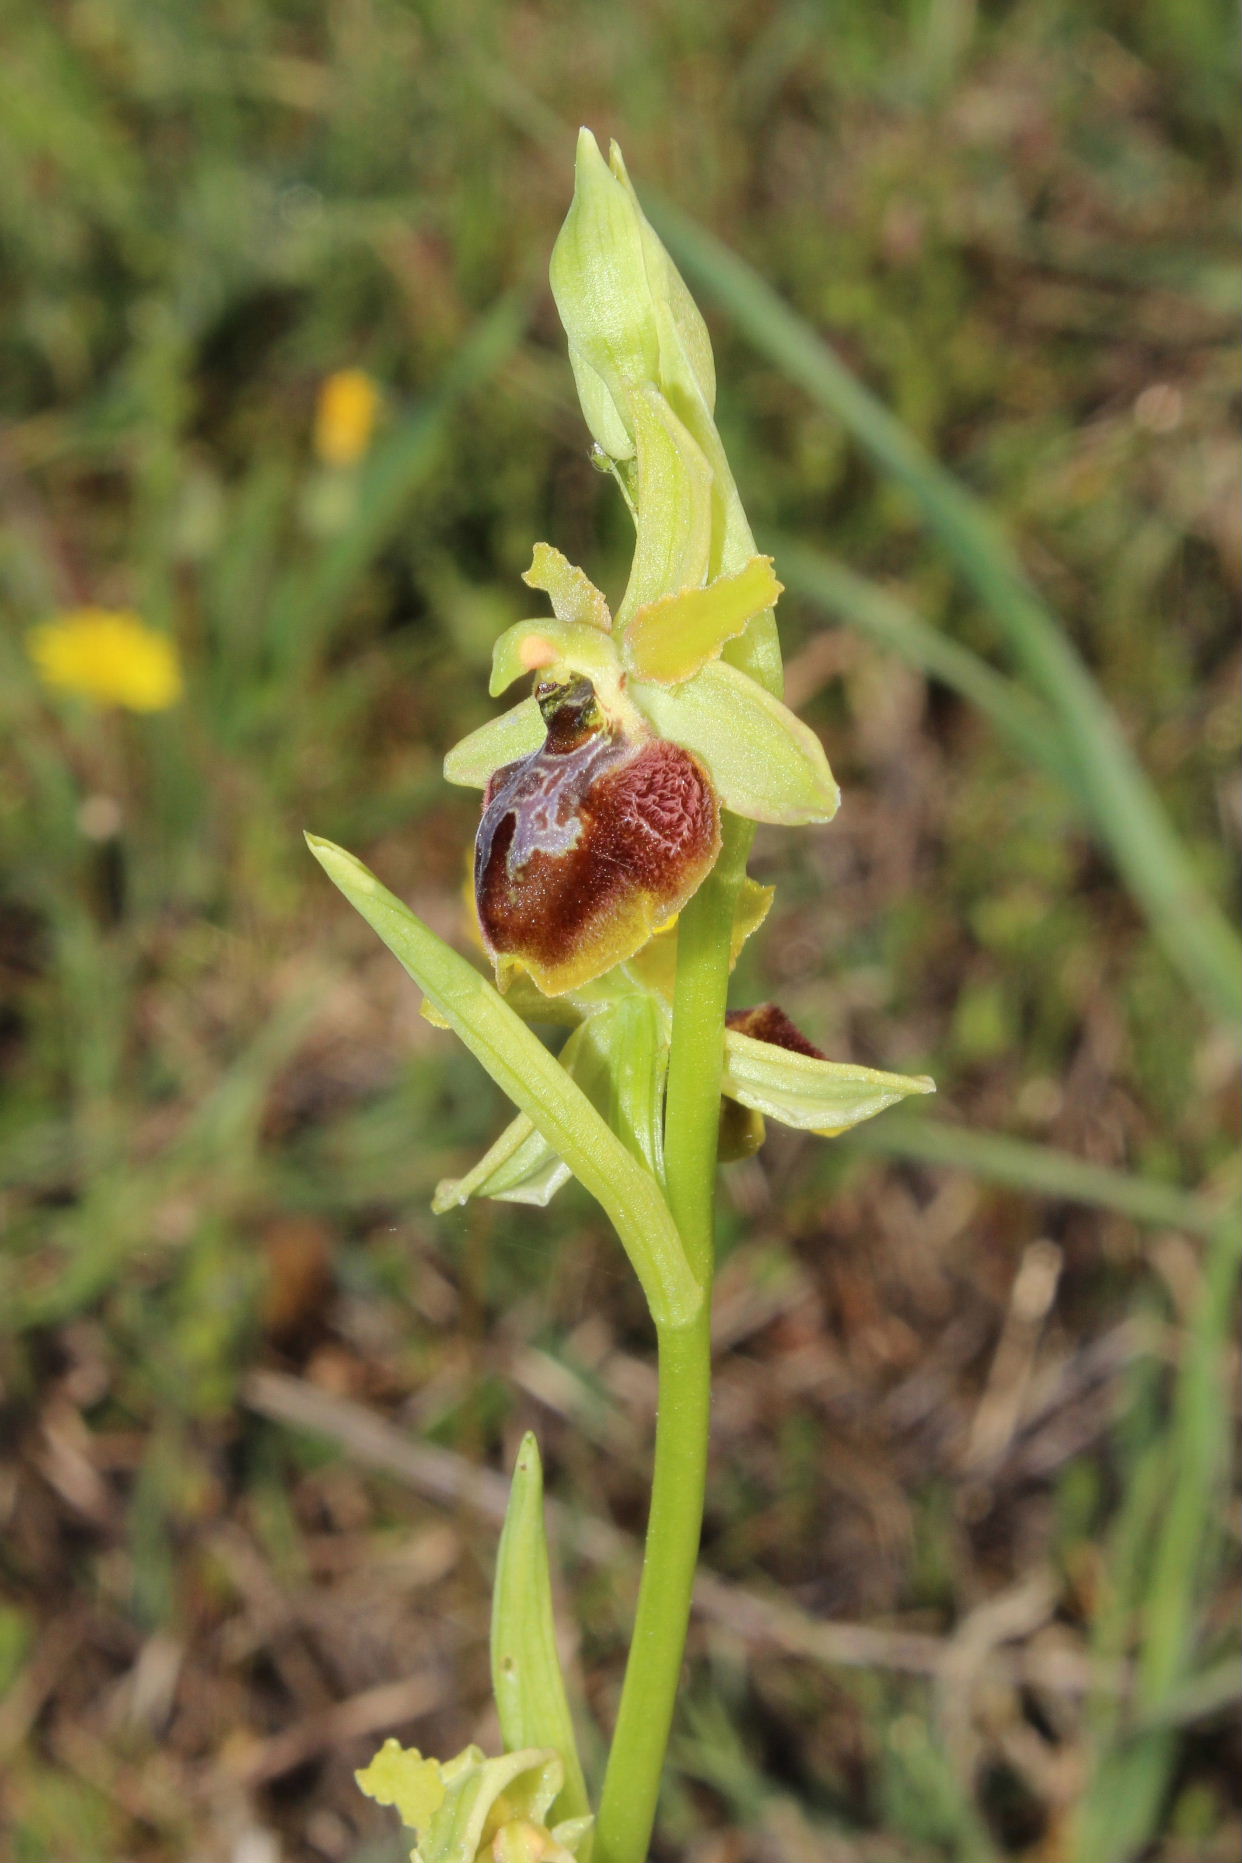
474 674 721 996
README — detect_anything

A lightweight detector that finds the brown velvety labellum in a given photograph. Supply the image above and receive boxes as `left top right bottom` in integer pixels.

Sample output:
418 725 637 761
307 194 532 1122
725 1003 826 1059
476 681 720 995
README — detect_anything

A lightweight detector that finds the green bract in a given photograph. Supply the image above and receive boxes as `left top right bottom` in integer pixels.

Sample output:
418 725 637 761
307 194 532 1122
491 1435 592 1834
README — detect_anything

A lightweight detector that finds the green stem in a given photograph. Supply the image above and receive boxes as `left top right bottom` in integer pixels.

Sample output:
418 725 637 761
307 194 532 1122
594 831 746 1863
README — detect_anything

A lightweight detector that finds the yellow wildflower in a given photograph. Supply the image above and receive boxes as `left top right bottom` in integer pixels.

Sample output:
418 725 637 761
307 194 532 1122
27 609 183 712
314 367 381 466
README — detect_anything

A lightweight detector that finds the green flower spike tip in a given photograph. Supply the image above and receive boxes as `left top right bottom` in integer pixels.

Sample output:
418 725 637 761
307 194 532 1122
357 1738 593 1863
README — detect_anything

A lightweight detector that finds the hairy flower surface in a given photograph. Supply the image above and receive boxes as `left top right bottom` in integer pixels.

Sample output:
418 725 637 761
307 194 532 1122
448 540 836 997
27 608 182 711
475 674 720 995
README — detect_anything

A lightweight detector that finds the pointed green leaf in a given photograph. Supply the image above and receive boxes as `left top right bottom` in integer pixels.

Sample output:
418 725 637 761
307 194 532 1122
444 697 545 788
632 660 839 825
614 386 712 629
432 1111 571 1212
491 1434 593 1830
523 543 611 632
305 836 701 1329
489 618 620 698
723 1030 934 1133
623 556 783 685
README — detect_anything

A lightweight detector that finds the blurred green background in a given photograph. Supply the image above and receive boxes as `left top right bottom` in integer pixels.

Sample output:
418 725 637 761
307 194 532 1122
1 2 1238 1859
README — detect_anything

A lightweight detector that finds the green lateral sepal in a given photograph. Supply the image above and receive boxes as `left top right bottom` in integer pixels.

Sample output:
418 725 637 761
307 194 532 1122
723 1030 934 1133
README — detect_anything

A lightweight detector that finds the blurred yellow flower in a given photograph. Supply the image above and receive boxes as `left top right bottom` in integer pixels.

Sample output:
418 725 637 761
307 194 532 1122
27 608 183 712
314 367 381 467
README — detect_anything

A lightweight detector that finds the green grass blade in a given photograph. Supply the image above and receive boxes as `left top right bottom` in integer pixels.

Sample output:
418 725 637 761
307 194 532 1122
1072 1207 1241 1859
655 203 1242 1029
774 539 1074 792
839 1115 1221 1235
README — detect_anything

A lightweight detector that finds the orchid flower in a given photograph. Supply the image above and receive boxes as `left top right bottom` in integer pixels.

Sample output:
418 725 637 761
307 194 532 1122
312 129 935 1863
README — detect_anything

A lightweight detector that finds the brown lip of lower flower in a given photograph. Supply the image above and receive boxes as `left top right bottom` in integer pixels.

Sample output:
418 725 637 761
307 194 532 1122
475 680 721 997
724 1003 826 1059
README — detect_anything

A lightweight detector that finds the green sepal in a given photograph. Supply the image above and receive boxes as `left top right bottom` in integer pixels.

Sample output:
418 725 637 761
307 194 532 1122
614 386 712 629
433 1111 570 1212
722 1031 934 1133
566 995 667 1181
489 618 619 698
523 543 611 632
491 1434 593 1833
623 556 783 685
444 697 545 788
437 999 668 1211
306 835 701 1329
632 660 840 825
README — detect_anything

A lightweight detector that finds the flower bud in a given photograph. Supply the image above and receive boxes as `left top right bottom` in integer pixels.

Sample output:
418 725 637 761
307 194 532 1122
549 128 714 461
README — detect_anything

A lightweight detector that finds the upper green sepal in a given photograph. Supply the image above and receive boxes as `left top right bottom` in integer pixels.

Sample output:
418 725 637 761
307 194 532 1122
489 618 620 699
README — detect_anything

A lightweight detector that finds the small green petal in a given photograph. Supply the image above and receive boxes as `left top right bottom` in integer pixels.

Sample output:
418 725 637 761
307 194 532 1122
489 619 620 698
623 556 783 685
355 1740 446 1830
613 386 712 629
523 543 611 632
723 1031 934 1134
444 697 545 788
632 660 839 825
